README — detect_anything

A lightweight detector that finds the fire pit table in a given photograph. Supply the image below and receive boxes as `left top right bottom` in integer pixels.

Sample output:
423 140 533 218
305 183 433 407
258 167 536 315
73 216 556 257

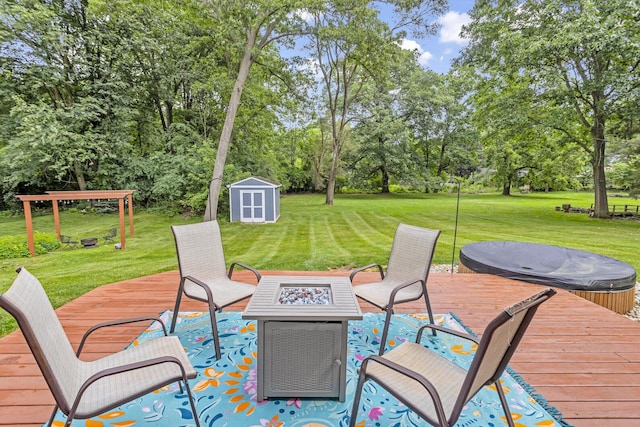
242 275 362 402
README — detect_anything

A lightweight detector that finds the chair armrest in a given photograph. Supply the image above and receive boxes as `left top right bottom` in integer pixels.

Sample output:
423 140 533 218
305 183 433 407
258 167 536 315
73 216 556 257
77 316 168 356
416 323 480 345
349 264 384 282
228 261 261 281
387 278 424 306
363 355 448 424
184 275 209 289
183 275 218 309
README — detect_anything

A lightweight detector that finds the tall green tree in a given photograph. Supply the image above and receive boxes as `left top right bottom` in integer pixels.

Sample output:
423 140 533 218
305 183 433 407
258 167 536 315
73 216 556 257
402 66 478 192
199 0 313 220
306 0 447 205
348 81 416 193
461 0 640 217
472 72 587 194
346 51 422 193
0 0 132 196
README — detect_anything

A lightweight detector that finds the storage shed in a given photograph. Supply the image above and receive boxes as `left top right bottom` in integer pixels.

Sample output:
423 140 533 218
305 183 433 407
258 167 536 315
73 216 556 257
228 177 281 223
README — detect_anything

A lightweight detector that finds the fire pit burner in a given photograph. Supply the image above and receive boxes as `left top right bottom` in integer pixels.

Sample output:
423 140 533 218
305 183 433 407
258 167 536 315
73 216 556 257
278 286 332 304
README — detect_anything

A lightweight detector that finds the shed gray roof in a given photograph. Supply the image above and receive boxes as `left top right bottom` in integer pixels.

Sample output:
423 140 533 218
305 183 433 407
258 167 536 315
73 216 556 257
227 176 281 188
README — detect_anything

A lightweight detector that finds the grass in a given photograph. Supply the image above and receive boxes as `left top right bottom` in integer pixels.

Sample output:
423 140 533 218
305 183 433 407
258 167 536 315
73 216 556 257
0 191 639 336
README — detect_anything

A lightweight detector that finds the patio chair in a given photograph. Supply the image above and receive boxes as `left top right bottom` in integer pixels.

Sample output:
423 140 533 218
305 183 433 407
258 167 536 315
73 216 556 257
0 268 200 427
171 220 261 360
60 235 78 247
103 227 117 243
348 287 556 427
350 224 440 355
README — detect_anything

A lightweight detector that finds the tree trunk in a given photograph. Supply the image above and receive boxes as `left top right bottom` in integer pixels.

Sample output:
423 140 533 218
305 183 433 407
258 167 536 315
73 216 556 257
381 167 390 193
325 149 339 205
591 112 609 218
204 32 257 221
165 100 173 129
74 160 87 191
155 96 167 132
436 136 448 176
502 181 511 196
423 138 431 193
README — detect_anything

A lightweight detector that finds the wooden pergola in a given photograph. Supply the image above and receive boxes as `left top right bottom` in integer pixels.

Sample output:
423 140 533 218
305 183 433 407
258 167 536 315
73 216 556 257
16 190 135 256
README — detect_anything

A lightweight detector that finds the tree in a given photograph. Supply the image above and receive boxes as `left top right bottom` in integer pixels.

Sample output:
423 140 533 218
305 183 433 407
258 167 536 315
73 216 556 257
349 86 416 192
346 52 422 193
461 0 640 217
306 0 447 204
0 0 133 194
471 71 586 194
200 0 313 220
402 66 478 192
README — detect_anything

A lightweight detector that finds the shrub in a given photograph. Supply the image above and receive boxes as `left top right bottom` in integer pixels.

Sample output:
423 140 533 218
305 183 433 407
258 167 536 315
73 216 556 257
0 232 61 259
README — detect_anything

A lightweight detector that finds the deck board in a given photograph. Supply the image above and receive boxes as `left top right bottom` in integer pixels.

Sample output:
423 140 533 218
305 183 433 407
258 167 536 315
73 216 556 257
1 270 639 426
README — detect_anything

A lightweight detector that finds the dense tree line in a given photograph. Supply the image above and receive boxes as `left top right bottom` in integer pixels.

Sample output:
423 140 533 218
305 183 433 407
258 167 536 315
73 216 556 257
1 0 638 218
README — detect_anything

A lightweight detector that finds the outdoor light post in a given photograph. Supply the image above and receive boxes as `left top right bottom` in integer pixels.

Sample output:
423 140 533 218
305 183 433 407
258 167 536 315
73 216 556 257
451 177 461 274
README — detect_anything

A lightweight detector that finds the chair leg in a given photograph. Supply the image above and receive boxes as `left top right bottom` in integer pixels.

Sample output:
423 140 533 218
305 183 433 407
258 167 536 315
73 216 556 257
183 379 201 427
170 283 185 333
209 304 222 360
422 283 437 336
46 404 59 427
349 365 368 427
495 379 516 427
378 306 394 356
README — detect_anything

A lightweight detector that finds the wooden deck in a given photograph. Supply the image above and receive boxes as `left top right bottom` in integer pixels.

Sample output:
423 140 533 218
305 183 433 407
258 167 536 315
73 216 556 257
1 270 639 426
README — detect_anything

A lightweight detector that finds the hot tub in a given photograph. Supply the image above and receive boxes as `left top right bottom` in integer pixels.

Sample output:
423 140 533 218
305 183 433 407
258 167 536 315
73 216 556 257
459 241 636 313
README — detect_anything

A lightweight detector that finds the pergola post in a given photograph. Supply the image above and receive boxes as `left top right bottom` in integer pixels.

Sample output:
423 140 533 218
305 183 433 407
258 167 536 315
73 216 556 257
119 197 126 249
128 192 135 238
52 198 61 240
21 200 35 257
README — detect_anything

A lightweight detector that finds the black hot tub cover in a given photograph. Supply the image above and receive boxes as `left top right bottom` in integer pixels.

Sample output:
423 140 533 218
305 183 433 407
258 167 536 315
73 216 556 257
459 241 636 292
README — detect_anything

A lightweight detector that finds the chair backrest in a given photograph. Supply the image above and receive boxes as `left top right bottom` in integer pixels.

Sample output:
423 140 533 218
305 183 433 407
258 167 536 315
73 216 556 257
171 220 228 281
451 287 556 421
385 224 440 284
0 268 80 414
61 235 75 244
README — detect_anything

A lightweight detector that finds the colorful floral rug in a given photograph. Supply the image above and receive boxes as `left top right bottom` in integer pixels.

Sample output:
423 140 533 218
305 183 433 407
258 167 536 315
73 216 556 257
49 311 570 427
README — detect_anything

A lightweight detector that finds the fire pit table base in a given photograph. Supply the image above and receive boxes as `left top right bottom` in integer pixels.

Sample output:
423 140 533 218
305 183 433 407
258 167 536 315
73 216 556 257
243 276 362 402
263 322 343 399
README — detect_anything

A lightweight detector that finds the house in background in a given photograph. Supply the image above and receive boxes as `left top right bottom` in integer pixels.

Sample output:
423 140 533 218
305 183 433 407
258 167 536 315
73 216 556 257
227 177 281 223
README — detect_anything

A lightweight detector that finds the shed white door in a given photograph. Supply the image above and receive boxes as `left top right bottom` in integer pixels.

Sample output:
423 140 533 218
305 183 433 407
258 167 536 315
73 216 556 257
240 190 264 222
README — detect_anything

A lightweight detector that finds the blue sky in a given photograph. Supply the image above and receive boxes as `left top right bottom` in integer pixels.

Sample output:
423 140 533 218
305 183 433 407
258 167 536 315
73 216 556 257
395 1 475 74
289 2 475 76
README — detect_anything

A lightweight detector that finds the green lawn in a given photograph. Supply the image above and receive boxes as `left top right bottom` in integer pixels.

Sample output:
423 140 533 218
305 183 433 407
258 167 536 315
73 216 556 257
1 191 638 336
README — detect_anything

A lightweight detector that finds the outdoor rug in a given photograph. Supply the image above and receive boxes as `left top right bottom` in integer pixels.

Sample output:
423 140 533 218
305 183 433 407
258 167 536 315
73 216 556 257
49 311 570 427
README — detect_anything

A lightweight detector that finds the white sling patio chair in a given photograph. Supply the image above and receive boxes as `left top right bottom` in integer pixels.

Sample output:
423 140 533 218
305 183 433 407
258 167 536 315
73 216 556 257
348 287 556 427
350 224 440 355
0 268 200 427
170 220 261 360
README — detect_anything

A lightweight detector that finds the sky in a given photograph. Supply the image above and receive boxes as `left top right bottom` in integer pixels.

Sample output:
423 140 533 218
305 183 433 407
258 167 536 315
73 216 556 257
394 1 475 74
287 1 475 77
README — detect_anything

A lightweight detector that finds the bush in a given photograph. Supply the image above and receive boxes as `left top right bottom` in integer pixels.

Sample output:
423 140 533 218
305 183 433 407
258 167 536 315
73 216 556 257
0 232 61 259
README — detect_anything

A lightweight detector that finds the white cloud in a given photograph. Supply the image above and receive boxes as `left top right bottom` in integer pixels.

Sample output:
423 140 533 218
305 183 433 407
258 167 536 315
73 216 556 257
294 9 313 22
399 39 433 66
399 39 422 52
417 51 433 67
438 11 471 45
